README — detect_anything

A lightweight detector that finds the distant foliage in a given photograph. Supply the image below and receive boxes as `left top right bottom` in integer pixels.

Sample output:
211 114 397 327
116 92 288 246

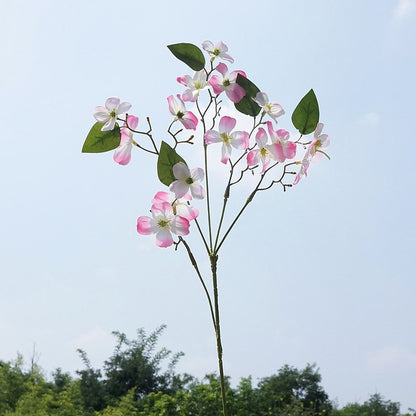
0 330 412 416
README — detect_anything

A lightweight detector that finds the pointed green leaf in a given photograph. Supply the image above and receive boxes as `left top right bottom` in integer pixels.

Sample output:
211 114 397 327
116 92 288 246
167 43 205 71
291 89 320 135
82 122 121 153
234 74 261 117
157 141 187 186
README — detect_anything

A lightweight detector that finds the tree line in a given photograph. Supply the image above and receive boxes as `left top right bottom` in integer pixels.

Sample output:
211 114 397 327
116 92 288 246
0 325 413 416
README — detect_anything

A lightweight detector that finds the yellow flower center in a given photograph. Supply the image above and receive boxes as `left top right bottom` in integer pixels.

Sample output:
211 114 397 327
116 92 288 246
158 219 170 228
220 133 231 144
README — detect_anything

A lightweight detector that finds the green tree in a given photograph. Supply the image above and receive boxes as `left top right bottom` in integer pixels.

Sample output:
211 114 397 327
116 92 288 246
76 349 107 412
174 373 234 416
103 325 183 400
332 393 401 416
97 389 138 416
51 368 72 393
0 355 30 414
233 376 260 416
257 363 332 415
138 391 178 416
76 325 183 412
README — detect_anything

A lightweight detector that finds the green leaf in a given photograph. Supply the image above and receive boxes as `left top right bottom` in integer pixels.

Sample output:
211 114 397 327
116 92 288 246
82 122 121 153
291 89 320 135
234 74 261 117
157 141 187 186
167 43 205 71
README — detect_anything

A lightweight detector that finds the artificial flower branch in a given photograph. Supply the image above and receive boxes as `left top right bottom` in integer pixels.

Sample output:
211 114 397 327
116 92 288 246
83 40 331 416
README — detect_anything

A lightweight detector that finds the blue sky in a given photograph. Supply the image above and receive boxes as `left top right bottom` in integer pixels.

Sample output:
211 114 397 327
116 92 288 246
1 0 416 411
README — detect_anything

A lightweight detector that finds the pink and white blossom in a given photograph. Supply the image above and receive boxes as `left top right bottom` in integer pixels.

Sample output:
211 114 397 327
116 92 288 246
205 116 250 164
167 95 198 130
293 155 312 185
209 63 246 103
93 97 131 132
253 92 285 122
267 122 297 162
177 70 210 102
113 115 138 165
152 191 199 221
202 40 234 63
308 122 330 161
293 123 330 185
169 162 205 200
247 127 280 173
137 201 190 248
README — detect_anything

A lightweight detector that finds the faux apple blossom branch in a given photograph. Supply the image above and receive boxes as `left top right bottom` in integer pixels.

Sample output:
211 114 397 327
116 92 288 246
82 40 331 416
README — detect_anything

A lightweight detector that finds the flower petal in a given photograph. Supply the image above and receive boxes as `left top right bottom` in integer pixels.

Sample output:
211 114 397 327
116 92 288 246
230 131 249 149
171 216 190 236
170 180 189 199
255 128 268 149
105 97 120 110
117 102 132 114
247 149 260 166
190 183 205 199
202 40 214 52
167 95 178 115
205 130 221 144
172 162 190 180
191 167 204 182
221 143 232 164
180 111 198 130
219 116 236 134
126 114 138 130
225 84 246 103
101 117 116 132
155 229 174 247
113 141 132 165
253 92 267 106
137 216 153 235
283 141 297 160
209 75 224 94
93 106 110 123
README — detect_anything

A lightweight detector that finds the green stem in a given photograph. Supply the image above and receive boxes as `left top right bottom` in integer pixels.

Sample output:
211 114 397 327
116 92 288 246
210 254 228 416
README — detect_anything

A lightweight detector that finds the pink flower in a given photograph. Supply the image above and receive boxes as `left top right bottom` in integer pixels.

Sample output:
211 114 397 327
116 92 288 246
293 155 312 185
293 123 330 185
209 63 246 103
247 127 280 173
308 123 330 161
169 162 205 200
167 95 198 130
202 40 234 63
137 201 190 248
113 115 138 165
93 97 131 131
152 191 199 221
252 92 285 122
177 70 210 102
267 122 297 162
205 116 250 164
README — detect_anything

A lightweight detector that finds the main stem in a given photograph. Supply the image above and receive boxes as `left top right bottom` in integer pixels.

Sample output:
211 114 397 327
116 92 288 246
210 253 228 416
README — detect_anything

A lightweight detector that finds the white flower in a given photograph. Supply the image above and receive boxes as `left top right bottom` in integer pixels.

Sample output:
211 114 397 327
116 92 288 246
93 97 131 131
169 162 205 200
253 92 285 122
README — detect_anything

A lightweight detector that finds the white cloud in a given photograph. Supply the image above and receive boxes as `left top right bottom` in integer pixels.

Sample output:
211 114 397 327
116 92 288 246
367 345 416 372
392 0 416 24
